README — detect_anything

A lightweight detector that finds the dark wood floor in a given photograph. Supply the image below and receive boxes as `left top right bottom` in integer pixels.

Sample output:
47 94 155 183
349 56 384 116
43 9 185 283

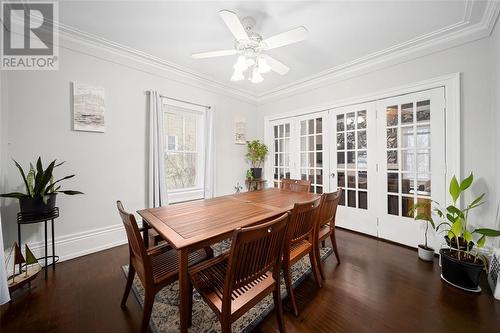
1 229 499 333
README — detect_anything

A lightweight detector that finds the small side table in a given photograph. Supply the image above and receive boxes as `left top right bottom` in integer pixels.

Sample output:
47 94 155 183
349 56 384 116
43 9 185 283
245 178 267 191
17 207 60 279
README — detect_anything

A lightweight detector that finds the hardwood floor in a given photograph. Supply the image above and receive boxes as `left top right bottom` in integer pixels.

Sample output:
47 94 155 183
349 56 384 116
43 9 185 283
1 229 499 333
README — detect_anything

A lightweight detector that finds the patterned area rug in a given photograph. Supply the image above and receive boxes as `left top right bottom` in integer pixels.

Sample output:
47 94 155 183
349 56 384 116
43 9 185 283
122 241 332 333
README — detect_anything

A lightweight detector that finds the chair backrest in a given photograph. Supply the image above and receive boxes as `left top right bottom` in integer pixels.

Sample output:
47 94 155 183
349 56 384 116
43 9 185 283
225 213 289 294
116 201 150 283
317 189 342 228
281 178 311 192
285 197 321 249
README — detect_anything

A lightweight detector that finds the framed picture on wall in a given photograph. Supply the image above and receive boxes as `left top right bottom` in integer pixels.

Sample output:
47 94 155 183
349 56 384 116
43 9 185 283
234 117 246 144
72 82 105 132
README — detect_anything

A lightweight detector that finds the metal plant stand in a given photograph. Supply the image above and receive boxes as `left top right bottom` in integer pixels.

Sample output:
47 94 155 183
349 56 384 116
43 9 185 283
17 207 60 279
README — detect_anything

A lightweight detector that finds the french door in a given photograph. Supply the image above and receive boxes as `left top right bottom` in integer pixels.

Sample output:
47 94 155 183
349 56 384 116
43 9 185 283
269 112 329 194
376 88 446 247
267 87 446 247
329 103 378 236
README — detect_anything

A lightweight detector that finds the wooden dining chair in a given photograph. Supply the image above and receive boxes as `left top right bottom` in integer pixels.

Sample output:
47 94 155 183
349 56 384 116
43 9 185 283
116 201 211 333
282 197 322 316
188 213 290 333
280 178 311 192
314 190 342 280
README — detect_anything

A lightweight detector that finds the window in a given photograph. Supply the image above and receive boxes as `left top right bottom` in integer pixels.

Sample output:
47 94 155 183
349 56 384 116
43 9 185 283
272 122 291 187
163 101 206 203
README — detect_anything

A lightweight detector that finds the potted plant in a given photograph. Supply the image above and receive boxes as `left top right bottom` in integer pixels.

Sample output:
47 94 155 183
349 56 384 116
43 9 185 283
410 202 436 262
0 157 83 215
245 140 268 179
245 169 254 181
433 173 500 292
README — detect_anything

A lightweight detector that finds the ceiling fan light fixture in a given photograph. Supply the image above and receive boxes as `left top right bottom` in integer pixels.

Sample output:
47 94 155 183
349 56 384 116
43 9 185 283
257 57 271 73
234 55 248 72
230 69 244 81
250 67 264 83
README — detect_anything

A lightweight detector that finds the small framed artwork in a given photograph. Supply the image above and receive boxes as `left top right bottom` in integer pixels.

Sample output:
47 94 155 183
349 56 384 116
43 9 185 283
234 117 246 144
72 82 105 132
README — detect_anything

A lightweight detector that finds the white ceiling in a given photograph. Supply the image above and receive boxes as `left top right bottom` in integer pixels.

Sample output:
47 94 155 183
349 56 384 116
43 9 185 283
58 1 493 98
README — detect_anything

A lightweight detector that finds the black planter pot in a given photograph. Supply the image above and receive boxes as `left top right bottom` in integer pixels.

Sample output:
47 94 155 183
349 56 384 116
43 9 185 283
440 248 483 291
251 168 262 179
19 194 57 215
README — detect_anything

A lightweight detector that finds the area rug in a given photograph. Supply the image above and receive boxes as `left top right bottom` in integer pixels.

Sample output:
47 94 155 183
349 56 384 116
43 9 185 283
122 241 332 333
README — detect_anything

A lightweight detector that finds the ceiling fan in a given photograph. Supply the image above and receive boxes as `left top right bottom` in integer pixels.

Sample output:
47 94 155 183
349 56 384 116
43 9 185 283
192 10 308 83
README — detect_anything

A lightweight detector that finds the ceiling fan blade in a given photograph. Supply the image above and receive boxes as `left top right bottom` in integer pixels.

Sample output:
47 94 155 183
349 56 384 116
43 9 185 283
219 10 249 41
260 54 289 75
263 26 308 50
191 49 238 59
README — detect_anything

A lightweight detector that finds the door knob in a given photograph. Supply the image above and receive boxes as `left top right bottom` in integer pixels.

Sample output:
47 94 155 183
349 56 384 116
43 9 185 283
330 173 335 178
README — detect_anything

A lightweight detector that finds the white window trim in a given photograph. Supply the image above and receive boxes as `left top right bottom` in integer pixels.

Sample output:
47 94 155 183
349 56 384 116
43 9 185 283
264 73 461 207
163 98 207 204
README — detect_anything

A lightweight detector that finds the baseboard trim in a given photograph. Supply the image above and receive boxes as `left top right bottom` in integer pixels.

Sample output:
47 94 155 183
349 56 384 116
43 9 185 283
5 224 127 274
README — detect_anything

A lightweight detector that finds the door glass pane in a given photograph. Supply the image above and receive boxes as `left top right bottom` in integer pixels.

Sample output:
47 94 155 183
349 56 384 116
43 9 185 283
416 100 430 122
348 190 356 207
417 174 431 196
402 173 413 194
401 103 413 124
401 150 415 171
417 149 430 173
346 112 356 130
337 114 345 131
346 132 355 149
338 171 345 187
358 171 367 189
316 135 323 150
357 131 367 149
337 152 345 168
347 171 356 188
401 127 414 148
357 110 367 129
387 173 399 193
387 150 398 170
358 191 368 209
388 195 399 215
416 125 430 147
347 151 356 169
337 133 345 150
402 196 414 218
357 151 367 169
386 105 398 126
316 118 322 133
387 129 398 148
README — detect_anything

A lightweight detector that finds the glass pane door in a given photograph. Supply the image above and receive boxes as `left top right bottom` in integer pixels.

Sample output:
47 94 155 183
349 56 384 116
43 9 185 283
377 88 446 247
271 121 291 187
330 103 377 236
298 115 327 193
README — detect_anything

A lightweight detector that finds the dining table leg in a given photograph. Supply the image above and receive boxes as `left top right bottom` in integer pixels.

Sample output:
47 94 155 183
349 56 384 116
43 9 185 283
178 248 189 333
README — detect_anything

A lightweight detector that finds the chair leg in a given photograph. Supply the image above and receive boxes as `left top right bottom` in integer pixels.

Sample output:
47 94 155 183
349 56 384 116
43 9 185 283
121 264 135 308
315 240 325 281
221 316 231 333
187 282 193 327
321 240 326 248
141 289 155 333
330 230 341 264
204 246 214 259
309 251 322 288
283 265 298 317
273 283 286 333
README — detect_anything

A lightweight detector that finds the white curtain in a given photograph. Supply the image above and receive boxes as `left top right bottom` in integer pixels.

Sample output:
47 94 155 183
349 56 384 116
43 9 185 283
0 214 10 304
148 91 167 207
204 107 216 199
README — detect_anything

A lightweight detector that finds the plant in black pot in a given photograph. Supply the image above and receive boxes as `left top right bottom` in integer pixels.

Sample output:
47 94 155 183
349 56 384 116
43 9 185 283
245 140 268 179
433 173 500 292
0 157 83 215
410 202 436 262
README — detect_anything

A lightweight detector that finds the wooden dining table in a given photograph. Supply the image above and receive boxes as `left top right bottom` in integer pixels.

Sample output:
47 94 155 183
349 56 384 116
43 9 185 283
137 187 318 333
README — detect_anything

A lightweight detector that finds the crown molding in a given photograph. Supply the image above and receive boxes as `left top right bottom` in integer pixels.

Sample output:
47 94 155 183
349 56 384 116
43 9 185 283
55 22 260 105
42 0 499 105
256 0 500 104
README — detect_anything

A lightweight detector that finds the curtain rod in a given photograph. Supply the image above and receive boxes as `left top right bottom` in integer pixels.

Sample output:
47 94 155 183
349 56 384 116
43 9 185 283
146 91 211 109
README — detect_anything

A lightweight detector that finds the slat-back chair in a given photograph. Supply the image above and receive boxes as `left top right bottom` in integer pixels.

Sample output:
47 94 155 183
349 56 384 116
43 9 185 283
282 197 322 316
117 201 210 333
314 190 342 280
188 213 290 333
280 178 311 192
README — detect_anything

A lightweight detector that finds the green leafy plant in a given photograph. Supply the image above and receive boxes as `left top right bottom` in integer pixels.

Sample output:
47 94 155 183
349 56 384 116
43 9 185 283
245 140 268 168
0 157 83 201
410 202 435 250
432 173 500 262
246 169 254 180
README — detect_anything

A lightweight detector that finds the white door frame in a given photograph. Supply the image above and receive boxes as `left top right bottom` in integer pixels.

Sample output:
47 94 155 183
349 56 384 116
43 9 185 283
263 73 461 209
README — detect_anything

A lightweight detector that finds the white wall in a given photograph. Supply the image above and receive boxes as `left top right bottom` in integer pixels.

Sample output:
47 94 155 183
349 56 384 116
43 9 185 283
0 41 258 258
257 33 500 239
493 22 500 247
